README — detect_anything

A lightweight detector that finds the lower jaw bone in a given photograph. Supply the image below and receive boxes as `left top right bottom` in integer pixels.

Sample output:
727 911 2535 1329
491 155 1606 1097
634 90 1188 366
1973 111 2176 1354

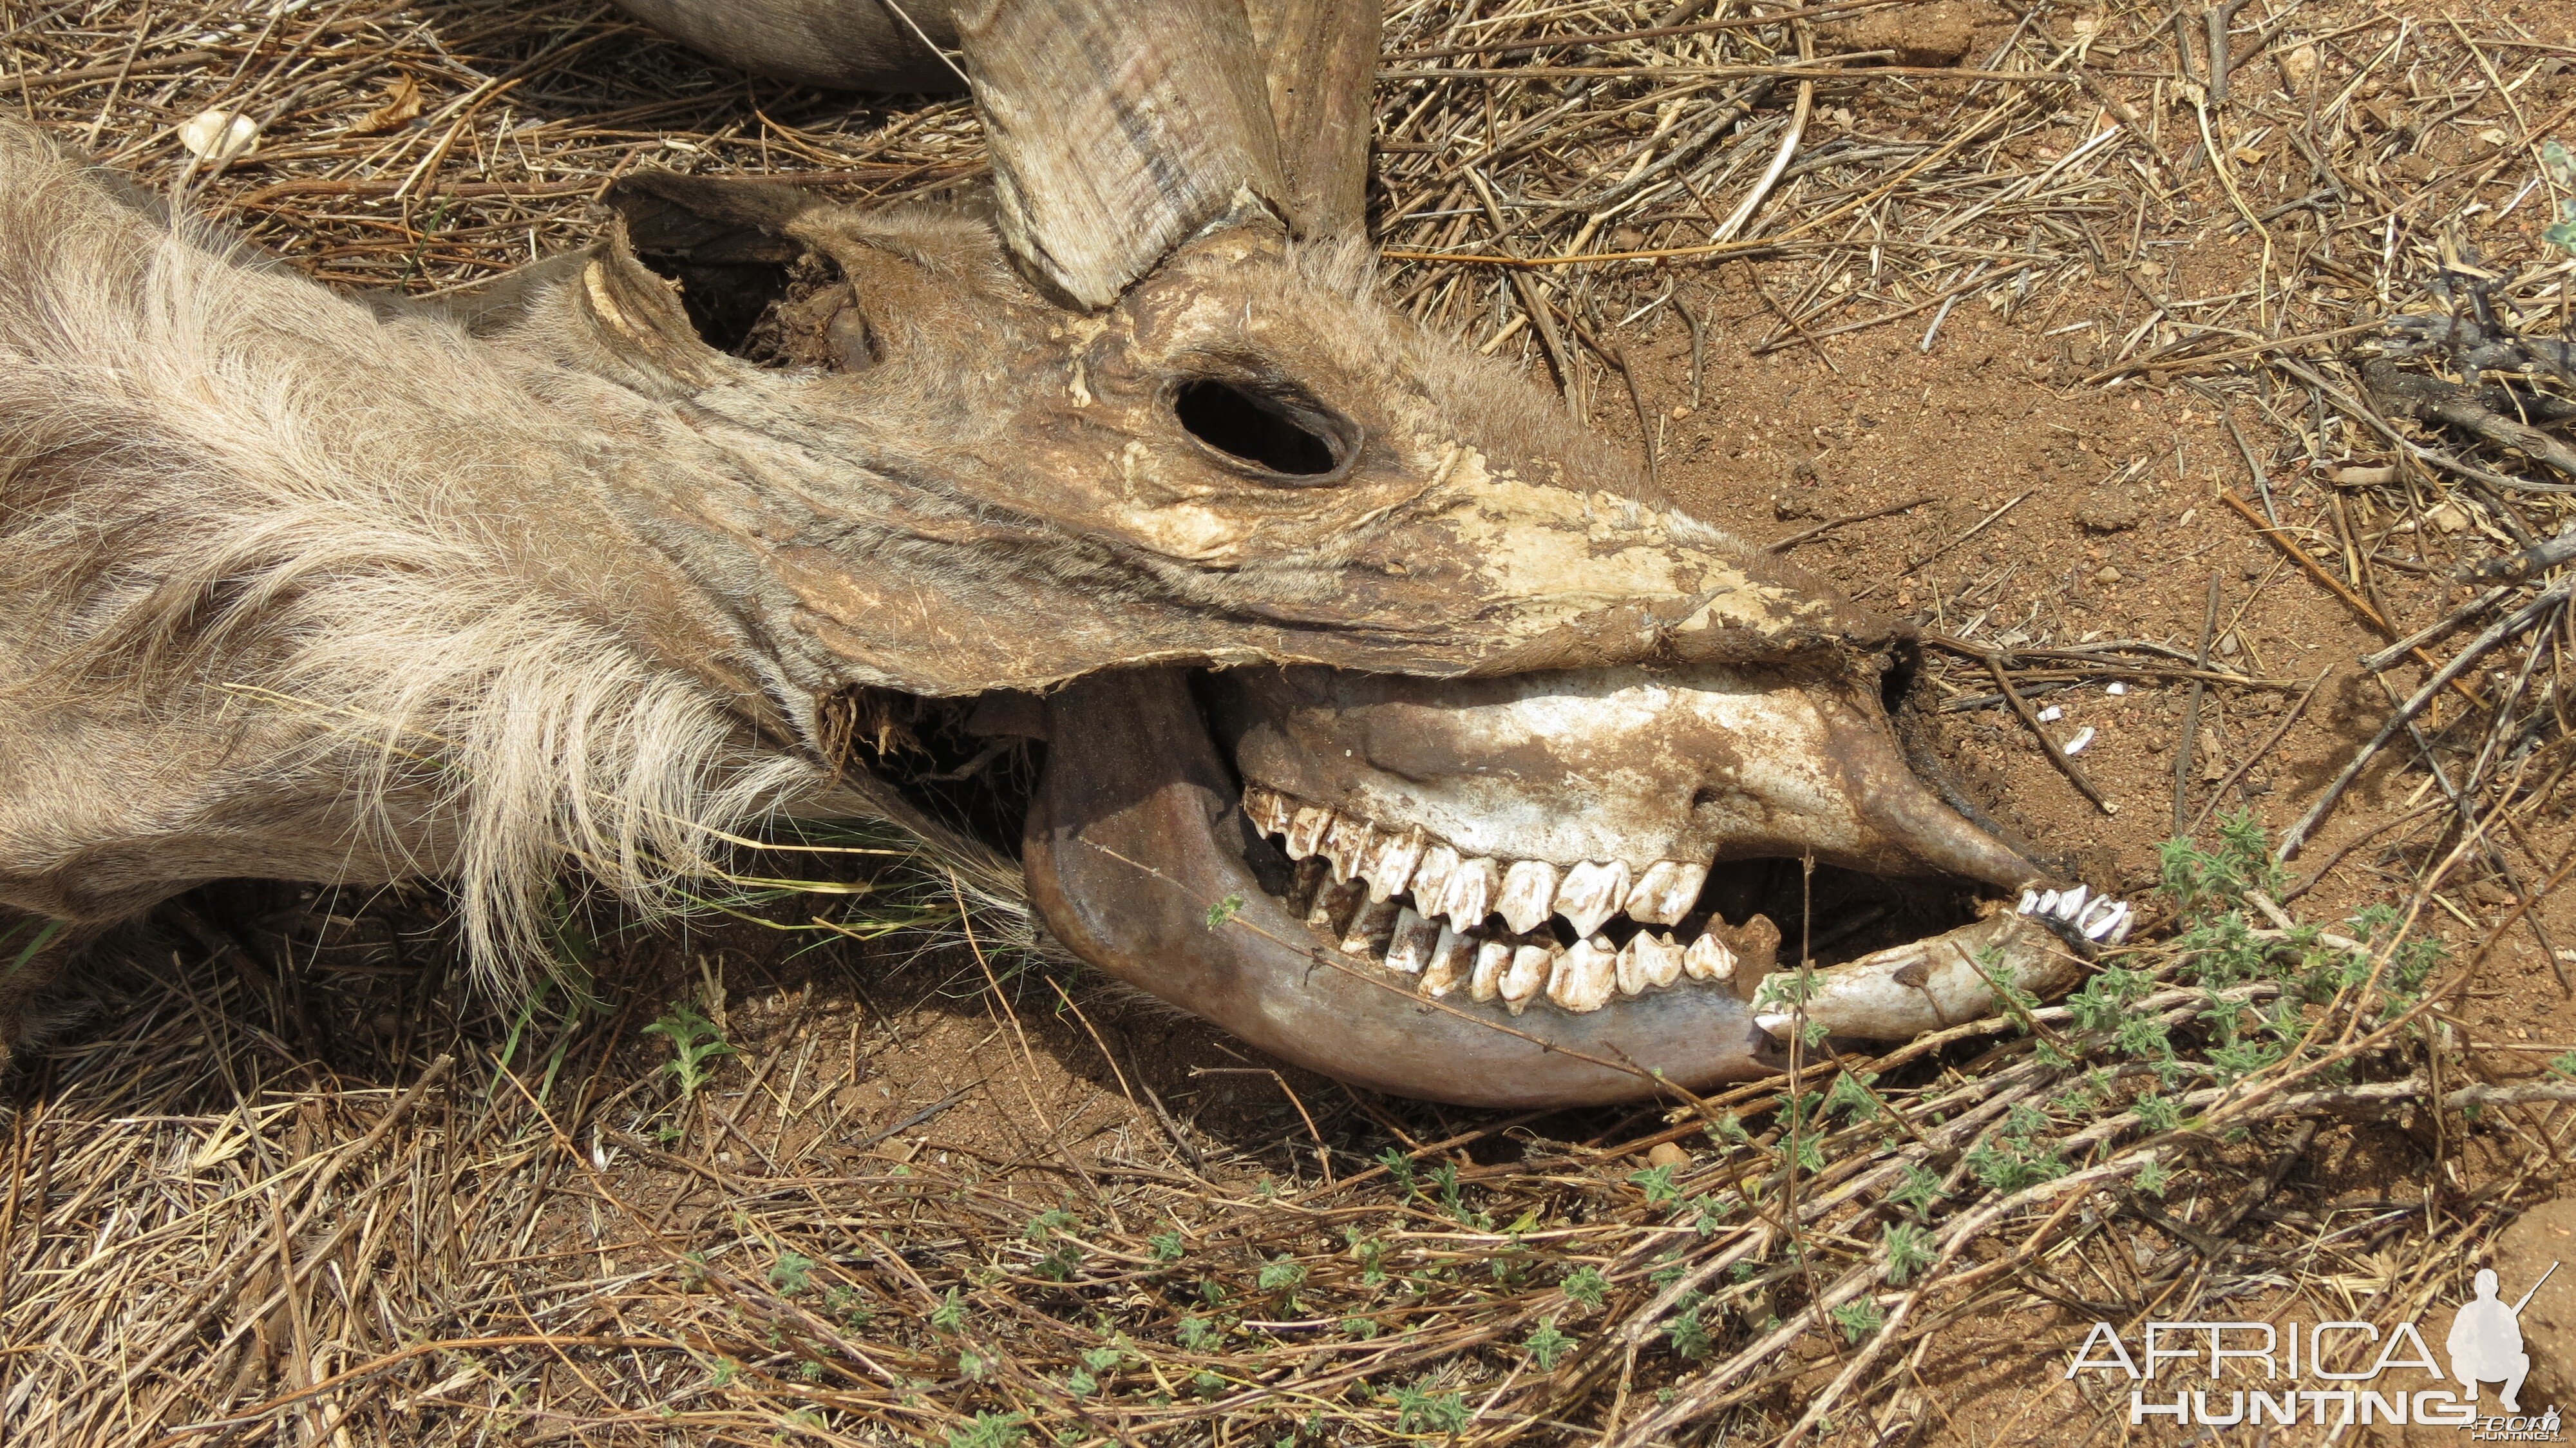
1750 910 2082 1042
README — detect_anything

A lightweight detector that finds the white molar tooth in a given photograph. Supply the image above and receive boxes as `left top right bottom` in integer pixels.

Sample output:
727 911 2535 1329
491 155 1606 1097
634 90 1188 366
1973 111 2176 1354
2049 884 2090 922
1285 805 1333 860
1321 815 1377 882
1549 936 1618 1013
2034 888 2060 917
2017 888 2041 915
1615 935 1647 997
1682 933 1737 983
1625 861 1681 922
1501 943 1554 1011
2081 899 2128 942
1384 908 1441 974
2107 910 2136 946
1423 927 1473 996
1437 857 1501 930
1553 861 1631 938
1629 932 1685 990
1411 845 1461 911
1241 785 1282 837
1338 897 1401 958
1497 861 1562 935
1645 860 1709 925
1470 939 1513 1002
1362 828 1427 903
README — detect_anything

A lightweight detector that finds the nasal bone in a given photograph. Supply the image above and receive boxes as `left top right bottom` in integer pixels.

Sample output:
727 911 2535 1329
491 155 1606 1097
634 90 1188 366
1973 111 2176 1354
1832 714 2055 892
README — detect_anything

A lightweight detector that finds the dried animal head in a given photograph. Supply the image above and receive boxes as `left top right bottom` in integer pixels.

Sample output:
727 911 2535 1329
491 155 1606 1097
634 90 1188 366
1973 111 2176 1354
0 0 2119 1104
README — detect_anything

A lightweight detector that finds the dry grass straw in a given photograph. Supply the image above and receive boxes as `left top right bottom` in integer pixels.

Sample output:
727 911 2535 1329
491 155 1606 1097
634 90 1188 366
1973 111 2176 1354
6 0 2576 1442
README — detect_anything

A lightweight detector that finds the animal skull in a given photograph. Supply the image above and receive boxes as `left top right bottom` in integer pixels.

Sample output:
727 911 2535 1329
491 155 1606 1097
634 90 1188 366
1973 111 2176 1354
0 0 2118 1105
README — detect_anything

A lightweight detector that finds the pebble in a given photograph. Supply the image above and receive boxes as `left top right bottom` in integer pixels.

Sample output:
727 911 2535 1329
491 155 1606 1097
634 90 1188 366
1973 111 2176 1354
1646 1141 1691 1169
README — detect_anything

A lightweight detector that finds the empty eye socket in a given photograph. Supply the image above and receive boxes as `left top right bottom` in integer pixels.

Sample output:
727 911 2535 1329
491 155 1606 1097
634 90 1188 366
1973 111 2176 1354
1173 379 1353 481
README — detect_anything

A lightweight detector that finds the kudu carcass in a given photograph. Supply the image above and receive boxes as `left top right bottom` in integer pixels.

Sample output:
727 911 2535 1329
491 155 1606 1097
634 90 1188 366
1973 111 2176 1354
0 0 2129 1107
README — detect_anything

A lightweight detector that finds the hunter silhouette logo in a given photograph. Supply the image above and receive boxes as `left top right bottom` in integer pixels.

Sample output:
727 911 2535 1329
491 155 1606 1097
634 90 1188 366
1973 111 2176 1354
2453 1264 2557 1414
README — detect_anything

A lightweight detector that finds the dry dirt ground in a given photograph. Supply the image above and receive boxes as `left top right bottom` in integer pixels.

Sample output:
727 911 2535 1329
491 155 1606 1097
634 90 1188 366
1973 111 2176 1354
6 0 2576 1444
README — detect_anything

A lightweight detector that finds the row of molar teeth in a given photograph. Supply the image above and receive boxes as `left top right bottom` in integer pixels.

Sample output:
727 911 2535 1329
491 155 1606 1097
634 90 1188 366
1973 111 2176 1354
1249 786 1752 1016
1246 785 1712 937
2014 883 2134 943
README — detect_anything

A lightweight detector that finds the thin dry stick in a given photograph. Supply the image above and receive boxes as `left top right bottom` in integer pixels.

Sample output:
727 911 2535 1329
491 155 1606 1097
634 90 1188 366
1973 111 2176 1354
1985 653 2117 815
2175 572 2221 835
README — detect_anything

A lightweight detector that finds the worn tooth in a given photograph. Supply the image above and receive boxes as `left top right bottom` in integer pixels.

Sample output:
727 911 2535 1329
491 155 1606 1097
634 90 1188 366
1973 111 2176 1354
1339 897 1401 958
1306 877 1367 935
2080 899 2128 942
1437 857 1502 930
1553 861 1631 938
1627 860 1709 926
2107 910 2136 946
1384 908 1441 973
1549 936 1618 1013
1682 932 1738 983
1496 861 1562 935
1501 943 1554 1011
1243 785 1292 838
2017 888 2041 915
2050 884 2090 922
1470 939 1514 1002
1423 927 1473 996
1411 844 1460 911
2033 888 2060 917
1285 856 1331 916
1285 805 1333 860
1627 932 1685 990
1361 828 1428 902
1322 815 1377 882
1615 935 1648 997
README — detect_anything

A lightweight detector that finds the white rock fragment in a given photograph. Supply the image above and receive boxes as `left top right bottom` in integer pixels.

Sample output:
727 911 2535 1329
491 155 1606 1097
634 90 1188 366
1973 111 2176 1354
180 110 261 163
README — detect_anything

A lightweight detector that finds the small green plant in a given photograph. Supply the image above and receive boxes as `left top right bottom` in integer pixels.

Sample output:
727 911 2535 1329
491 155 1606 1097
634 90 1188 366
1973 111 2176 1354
931 1289 969 1332
1376 1146 1418 1194
1524 1317 1577 1370
1257 1255 1308 1297
1150 1229 1186 1262
1340 1315 1382 1340
1627 1163 1681 1206
2544 141 2576 256
643 1002 735 1101
1665 1304 1714 1360
1392 1384 1469 1434
769 1251 817 1295
1204 892 1246 929
1832 1298 1886 1342
2134 1156 2174 1196
1881 1221 1937 1285
947 1411 1026 1448
1561 1264 1610 1307
1177 1314 1220 1350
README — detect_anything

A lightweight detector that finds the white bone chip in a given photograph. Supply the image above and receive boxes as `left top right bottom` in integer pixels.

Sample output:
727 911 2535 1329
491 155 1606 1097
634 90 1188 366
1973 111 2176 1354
180 110 260 162
2106 681 2128 696
2036 705 2063 723
2060 726 2097 756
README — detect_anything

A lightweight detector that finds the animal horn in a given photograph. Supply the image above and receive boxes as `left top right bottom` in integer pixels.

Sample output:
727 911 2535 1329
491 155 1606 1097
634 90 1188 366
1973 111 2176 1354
1243 0 1381 243
954 0 1287 308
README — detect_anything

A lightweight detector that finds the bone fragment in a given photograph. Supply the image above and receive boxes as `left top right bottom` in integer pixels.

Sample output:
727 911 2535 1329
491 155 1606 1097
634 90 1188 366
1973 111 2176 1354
1549 937 1618 1013
1469 939 1513 1002
1436 857 1501 930
1753 910 2085 1042
1423 927 1472 996
1321 814 1375 882
1306 877 1365 935
1682 933 1737 983
1624 860 1708 925
1383 908 1439 973
1501 943 1553 1009
1362 827 1426 902
1285 805 1332 859
1553 861 1630 938
1497 861 1562 935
